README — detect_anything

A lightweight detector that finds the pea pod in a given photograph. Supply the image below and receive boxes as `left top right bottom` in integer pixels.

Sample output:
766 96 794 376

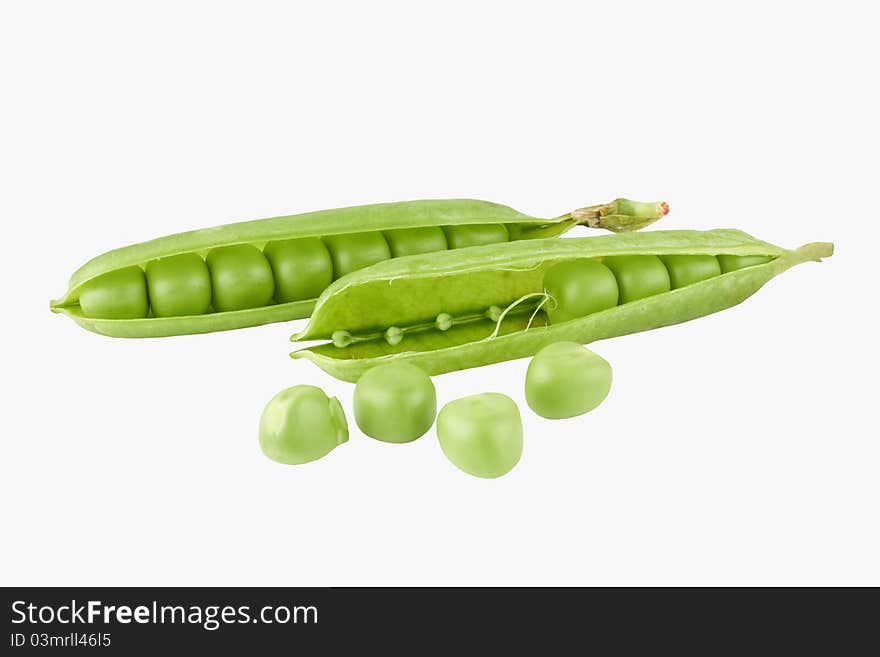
290 230 833 382
50 198 667 338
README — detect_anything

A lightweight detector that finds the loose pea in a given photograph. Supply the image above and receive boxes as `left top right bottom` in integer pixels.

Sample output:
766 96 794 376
259 385 349 465
717 254 773 273
324 232 391 278
442 223 509 249
660 254 721 289
542 259 619 324
145 253 211 317
603 254 671 304
437 393 523 478
77 266 148 319
384 227 448 257
206 244 275 312
353 362 436 443
525 342 612 419
263 237 333 303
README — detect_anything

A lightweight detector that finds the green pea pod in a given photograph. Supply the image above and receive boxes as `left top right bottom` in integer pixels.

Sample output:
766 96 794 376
290 230 833 382
50 197 667 338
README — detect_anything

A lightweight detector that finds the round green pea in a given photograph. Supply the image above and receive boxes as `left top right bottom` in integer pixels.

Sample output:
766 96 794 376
259 385 348 465
525 342 612 419
437 393 523 478
660 254 721 289
717 254 773 273
542 259 619 324
145 253 211 317
264 237 333 303
206 244 275 312
353 362 436 443
324 232 391 278
78 266 148 319
442 223 509 249
383 227 448 257
603 254 671 304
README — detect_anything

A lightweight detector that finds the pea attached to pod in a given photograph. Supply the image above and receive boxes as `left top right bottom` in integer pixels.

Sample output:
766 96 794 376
603 254 671 304
206 244 275 312
442 223 509 249
77 266 149 319
542 259 619 324
353 362 437 443
525 342 612 419
717 254 773 273
263 237 334 303
660 254 721 289
383 226 448 258
437 393 523 478
259 385 349 465
323 232 391 278
145 253 212 317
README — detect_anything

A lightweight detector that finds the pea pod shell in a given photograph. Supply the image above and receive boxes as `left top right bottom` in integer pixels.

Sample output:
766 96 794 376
51 198 666 338
291 230 833 382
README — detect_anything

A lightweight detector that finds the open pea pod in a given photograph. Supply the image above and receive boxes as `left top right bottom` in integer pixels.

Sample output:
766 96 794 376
50 197 667 338
291 230 833 382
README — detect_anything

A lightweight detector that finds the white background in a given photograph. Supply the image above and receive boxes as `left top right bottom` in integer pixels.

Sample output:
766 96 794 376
1 2 877 586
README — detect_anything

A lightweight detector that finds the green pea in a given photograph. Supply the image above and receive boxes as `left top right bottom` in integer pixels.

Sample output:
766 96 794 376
263 237 333 303
717 254 773 273
525 342 612 419
259 385 348 464
384 227 448 257
442 223 509 249
145 253 211 317
660 254 721 289
542 259 619 324
324 232 391 278
353 362 436 443
78 266 148 319
603 254 671 304
206 244 275 312
437 393 523 478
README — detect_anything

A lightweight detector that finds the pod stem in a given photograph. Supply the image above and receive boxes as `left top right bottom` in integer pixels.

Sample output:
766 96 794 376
792 241 834 263
569 198 669 233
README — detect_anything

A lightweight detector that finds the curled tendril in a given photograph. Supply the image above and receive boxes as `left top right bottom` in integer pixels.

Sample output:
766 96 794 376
485 292 550 341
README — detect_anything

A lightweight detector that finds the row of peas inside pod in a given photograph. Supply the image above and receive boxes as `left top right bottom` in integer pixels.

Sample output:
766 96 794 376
50 197 668 338
69 232 516 319
259 344 612 479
